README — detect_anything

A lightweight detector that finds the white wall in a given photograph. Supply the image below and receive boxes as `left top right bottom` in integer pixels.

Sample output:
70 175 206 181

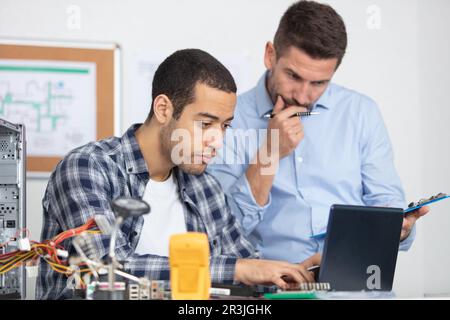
330 0 426 298
419 0 450 297
0 0 448 299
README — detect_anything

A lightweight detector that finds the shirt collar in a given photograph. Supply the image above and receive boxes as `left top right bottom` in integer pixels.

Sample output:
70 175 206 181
314 83 332 111
174 167 187 193
256 71 333 118
121 124 190 194
121 123 149 175
255 72 275 118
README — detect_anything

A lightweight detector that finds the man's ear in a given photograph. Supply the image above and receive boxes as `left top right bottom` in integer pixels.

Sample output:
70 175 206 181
264 41 276 71
152 94 174 125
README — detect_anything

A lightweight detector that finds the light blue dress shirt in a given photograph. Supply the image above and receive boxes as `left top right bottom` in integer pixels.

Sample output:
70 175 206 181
208 72 415 263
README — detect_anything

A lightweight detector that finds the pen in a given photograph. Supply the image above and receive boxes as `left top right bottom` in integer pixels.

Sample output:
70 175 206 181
263 111 320 119
307 265 320 272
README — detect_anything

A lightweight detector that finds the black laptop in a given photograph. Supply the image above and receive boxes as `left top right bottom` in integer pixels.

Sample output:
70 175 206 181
317 204 404 291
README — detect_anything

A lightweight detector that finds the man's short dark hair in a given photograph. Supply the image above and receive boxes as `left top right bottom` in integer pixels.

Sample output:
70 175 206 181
274 0 347 67
147 49 237 121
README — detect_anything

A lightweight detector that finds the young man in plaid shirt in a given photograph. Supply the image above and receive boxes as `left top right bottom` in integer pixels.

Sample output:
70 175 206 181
37 49 319 299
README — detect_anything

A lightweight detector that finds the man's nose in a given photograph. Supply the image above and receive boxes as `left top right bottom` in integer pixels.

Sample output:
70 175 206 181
205 128 224 151
293 82 310 107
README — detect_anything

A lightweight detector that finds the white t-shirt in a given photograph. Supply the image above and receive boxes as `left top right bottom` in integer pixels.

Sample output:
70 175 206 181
134 172 187 256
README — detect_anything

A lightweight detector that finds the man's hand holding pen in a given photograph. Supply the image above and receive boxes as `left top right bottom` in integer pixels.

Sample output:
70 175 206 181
266 95 307 159
247 95 315 206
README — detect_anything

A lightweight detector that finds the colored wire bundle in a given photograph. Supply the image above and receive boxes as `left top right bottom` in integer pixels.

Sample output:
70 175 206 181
0 218 102 278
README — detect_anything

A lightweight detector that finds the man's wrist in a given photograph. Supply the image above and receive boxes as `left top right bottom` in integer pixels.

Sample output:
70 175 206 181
255 145 280 176
233 259 244 283
400 230 411 242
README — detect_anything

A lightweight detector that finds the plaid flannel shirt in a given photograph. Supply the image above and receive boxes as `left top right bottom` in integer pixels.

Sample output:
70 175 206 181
36 124 258 299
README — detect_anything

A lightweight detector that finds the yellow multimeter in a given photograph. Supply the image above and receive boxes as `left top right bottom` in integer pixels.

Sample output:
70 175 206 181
169 232 211 300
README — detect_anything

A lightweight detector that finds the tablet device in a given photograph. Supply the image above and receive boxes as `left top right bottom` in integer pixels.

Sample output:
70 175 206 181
404 193 449 214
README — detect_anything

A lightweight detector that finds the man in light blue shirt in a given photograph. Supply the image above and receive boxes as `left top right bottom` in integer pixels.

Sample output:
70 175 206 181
208 0 429 263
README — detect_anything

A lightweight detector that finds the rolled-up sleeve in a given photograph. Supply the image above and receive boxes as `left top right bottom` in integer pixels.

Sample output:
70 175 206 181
360 100 406 209
227 171 272 235
359 100 415 251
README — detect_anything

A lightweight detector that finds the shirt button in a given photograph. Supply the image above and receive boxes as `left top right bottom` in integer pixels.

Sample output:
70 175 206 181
297 156 304 163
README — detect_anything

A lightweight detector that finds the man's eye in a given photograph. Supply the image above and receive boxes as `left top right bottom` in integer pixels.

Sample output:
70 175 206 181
200 122 212 128
287 72 299 80
312 81 326 87
223 123 232 130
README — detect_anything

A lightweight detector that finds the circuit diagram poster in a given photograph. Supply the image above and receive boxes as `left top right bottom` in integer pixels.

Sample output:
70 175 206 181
0 59 96 157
